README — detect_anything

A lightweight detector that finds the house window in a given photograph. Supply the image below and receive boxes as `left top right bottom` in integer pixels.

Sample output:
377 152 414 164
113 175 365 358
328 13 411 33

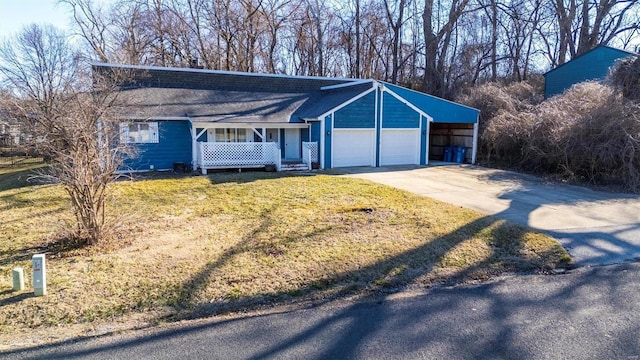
120 122 159 144
211 128 249 142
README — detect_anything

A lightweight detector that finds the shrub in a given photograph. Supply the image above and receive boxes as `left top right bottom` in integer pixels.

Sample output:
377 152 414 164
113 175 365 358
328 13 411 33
609 56 640 102
460 78 640 191
457 81 541 163
524 82 640 189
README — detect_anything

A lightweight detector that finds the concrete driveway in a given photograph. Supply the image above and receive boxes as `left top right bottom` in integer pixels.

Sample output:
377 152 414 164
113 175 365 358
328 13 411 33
344 164 640 266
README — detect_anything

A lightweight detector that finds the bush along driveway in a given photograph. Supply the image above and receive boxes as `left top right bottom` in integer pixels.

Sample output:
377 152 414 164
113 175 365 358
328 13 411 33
345 164 640 266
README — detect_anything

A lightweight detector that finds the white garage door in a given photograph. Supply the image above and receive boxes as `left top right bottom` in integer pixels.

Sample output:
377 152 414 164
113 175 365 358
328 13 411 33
380 129 420 165
333 129 375 167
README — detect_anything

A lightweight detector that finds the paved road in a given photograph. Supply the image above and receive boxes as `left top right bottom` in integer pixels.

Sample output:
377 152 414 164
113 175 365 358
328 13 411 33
345 164 640 266
3 263 640 359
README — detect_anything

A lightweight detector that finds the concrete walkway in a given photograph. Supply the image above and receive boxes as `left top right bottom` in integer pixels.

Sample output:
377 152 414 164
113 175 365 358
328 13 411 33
344 164 640 266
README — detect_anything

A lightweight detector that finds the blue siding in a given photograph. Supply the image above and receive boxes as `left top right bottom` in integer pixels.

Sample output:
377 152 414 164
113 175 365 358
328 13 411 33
544 46 636 98
334 91 375 128
124 120 191 171
310 121 321 164
310 121 321 142
383 83 479 124
382 92 420 128
301 127 310 142
324 116 332 168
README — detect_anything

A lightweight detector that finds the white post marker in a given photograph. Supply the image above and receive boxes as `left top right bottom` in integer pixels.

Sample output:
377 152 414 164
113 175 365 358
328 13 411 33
12 267 24 291
32 254 47 296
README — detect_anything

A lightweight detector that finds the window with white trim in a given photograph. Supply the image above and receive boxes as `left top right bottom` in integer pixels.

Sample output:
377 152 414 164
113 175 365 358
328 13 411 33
209 128 251 142
120 122 159 144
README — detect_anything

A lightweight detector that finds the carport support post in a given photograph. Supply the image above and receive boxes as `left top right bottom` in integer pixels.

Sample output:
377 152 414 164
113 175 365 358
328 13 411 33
472 122 479 164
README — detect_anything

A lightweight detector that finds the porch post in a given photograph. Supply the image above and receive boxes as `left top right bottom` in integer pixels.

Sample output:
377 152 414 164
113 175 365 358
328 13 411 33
472 122 479 164
200 142 207 175
190 125 196 171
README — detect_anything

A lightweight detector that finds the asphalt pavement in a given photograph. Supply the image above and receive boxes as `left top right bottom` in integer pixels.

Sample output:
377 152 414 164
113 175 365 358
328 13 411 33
3 262 640 359
345 164 640 266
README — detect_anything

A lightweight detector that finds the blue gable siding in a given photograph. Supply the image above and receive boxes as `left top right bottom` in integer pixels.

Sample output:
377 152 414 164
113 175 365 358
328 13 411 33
124 120 191 171
334 91 375 128
382 92 420 128
544 46 636 98
383 83 479 124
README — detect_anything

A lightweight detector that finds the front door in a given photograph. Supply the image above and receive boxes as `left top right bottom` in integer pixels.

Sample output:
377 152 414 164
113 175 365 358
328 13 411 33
284 128 300 159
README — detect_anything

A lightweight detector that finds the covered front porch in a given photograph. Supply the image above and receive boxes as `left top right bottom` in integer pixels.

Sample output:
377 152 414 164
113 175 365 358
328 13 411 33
191 123 318 174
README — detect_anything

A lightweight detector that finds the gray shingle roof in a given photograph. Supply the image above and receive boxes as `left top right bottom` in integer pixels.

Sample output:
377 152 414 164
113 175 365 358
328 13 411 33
95 63 371 124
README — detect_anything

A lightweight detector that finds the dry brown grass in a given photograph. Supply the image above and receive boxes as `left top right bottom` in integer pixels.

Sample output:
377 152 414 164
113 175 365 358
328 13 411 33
0 170 570 347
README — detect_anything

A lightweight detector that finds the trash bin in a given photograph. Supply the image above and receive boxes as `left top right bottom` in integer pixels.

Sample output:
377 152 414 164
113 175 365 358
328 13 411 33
443 147 453 162
455 146 467 163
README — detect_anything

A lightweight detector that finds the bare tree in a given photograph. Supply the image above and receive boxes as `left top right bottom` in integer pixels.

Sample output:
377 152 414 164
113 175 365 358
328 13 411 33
0 24 131 245
553 0 639 65
384 0 407 83
423 0 474 96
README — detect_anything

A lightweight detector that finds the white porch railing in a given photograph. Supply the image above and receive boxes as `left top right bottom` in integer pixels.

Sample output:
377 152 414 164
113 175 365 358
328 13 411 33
302 142 319 170
197 142 281 174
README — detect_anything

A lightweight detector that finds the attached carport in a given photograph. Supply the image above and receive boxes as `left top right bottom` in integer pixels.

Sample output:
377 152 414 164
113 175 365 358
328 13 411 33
381 83 480 164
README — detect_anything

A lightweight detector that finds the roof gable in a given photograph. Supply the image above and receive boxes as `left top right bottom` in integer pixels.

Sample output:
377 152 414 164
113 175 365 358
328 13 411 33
544 45 638 77
382 82 480 123
543 46 638 98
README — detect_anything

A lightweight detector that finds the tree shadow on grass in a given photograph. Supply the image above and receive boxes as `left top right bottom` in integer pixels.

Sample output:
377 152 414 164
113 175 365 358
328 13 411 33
121 168 310 186
4 168 640 358
0 292 33 307
0 234 92 269
0 166 48 192
6 177 640 358
168 202 340 320
6 214 626 359
140 180 577 357
164 204 568 323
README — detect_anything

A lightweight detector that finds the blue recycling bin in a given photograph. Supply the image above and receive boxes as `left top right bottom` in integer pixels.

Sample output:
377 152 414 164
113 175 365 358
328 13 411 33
455 146 467 163
443 147 453 162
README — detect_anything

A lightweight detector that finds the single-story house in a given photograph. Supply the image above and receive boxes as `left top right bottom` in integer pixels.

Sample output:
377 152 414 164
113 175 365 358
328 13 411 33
95 63 480 173
544 45 639 98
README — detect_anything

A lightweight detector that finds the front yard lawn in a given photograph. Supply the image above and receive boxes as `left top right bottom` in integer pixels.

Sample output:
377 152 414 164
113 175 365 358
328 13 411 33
0 169 571 347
